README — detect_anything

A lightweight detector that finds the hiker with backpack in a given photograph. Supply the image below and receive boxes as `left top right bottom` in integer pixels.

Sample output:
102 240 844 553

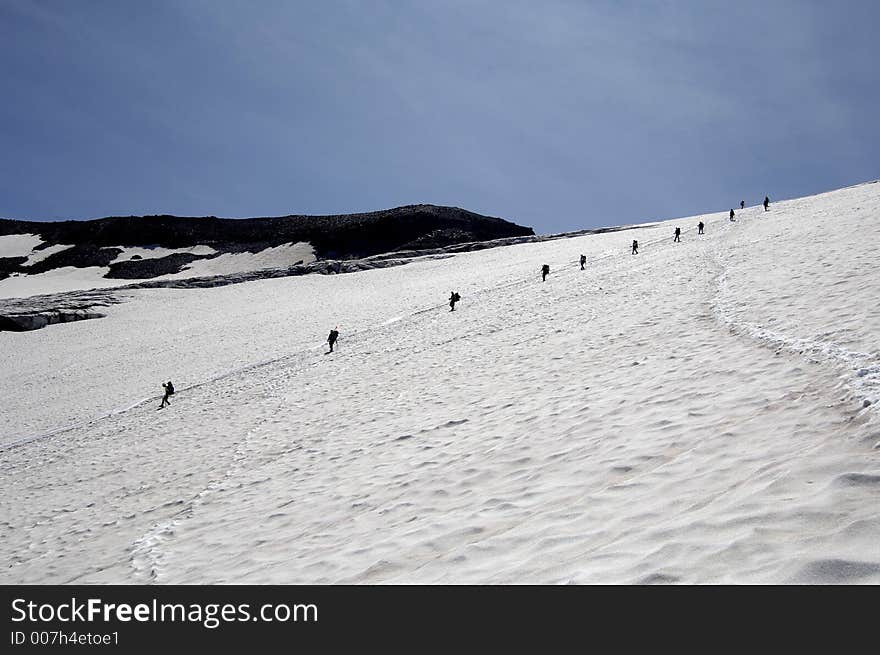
541 264 550 282
698 221 704 234
729 209 735 221
327 327 339 353
631 240 639 255
449 291 461 311
580 254 586 270
674 227 681 242
159 380 174 409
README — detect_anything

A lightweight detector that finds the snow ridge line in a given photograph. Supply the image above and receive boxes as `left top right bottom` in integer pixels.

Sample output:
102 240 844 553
0 396 155 452
709 255 879 413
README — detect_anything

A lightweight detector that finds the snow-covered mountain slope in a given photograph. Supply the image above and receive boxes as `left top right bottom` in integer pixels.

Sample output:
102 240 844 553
1 182 878 583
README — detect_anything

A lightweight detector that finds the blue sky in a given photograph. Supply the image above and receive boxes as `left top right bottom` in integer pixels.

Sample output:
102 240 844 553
1 1 877 233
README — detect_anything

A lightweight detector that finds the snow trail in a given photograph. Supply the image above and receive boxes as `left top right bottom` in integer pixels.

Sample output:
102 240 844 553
3 182 879 584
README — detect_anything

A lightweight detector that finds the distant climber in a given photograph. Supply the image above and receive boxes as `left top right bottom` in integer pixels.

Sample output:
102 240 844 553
673 227 681 242
449 291 461 311
764 195 770 211
729 209 735 221
740 200 745 210
631 240 639 255
541 264 550 282
698 221 704 234
159 380 174 409
327 327 339 353
580 254 586 270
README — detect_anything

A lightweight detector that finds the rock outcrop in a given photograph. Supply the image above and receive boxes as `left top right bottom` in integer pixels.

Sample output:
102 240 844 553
0 204 534 281
0 291 122 332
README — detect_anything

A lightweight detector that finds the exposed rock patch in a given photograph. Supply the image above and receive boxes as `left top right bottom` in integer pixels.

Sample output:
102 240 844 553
0 257 27 280
106 252 218 279
25 245 122 274
0 290 123 332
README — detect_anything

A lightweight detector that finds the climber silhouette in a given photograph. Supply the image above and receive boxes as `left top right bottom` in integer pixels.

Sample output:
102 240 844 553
327 327 339 353
159 380 174 409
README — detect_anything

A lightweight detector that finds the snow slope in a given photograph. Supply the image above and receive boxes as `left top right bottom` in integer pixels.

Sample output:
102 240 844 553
0 234 43 257
22 243 75 266
1 182 879 584
0 266 132 298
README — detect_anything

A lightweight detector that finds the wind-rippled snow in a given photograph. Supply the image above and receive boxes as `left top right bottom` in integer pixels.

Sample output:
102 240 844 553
1 182 879 583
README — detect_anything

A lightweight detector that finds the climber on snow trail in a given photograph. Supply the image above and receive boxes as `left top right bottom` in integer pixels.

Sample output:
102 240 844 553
449 291 461 311
674 227 681 242
631 240 639 255
698 221 704 234
541 264 550 282
159 380 174 409
327 327 339 353
729 209 736 221
580 254 586 270
764 195 770 211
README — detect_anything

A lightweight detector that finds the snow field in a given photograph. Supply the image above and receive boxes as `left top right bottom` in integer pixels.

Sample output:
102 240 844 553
1 182 879 583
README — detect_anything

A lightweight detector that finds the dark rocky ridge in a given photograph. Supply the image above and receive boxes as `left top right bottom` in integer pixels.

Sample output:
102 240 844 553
0 205 534 280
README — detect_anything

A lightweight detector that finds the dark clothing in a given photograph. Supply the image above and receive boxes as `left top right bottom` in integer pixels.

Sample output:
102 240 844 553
580 255 586 270
673 227 681 242
160 381 174 408
631 240 638 255
449 292 460 311
729 209 735 221
541 264 550 282
763 196 770 211
698 222 704 234
740 200 745 209
327 329 339 352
